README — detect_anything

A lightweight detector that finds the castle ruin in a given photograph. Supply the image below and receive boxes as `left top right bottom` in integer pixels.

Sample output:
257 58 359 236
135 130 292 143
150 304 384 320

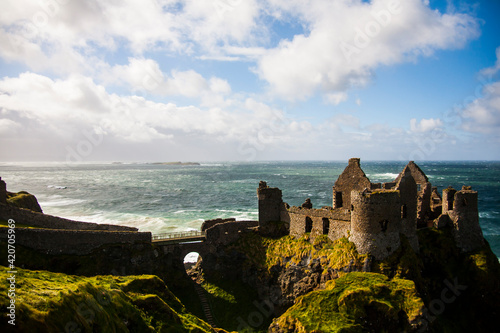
257 158 485 260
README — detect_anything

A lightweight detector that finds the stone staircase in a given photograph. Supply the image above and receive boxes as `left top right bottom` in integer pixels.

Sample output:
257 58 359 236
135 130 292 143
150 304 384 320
193 282 217 327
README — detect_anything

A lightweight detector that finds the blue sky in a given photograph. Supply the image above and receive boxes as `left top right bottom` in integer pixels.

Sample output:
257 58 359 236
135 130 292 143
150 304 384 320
0 0 499 162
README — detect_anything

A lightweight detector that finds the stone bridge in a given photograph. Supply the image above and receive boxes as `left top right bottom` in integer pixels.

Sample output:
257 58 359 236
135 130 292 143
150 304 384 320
151 221 259 270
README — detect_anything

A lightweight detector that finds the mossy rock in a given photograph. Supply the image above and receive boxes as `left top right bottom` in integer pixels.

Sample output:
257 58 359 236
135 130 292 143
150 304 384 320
6 191 43 213
0 266 224 333
269 272 425 333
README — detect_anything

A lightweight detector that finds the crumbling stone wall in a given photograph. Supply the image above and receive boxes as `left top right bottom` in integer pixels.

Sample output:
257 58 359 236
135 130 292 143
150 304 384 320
332 158 371 209
446 186 485 252
0 203 138 231
257 181 283 223
0 177 6 205
205 220 258 247
395 168 419 252
201 217 236 231
287 206 350 241
349 190 402 260
396 161 432 226
0 227 151 255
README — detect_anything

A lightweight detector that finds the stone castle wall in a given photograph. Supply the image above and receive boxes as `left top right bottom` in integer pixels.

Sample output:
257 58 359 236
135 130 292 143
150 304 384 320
201 217 236 231
350 190 402 260
332 158 371 209
0 227 151 255
395 168 419 251
205 220 258 247
446 187 484 252
0 203 138 231
286 206 350 240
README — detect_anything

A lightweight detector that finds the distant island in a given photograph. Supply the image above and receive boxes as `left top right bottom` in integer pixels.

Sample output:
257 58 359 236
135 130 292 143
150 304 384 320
150 162 200 166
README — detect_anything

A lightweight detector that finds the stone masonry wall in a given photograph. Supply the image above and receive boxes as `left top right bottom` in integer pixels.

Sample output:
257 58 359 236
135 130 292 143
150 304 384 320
350 190 402 260
201 218 236 231
395 168 419 252
0 227 151 255
0 203 138 231
205 220 258 247
288 206 350 241
332 158 371 209
447 187 485 252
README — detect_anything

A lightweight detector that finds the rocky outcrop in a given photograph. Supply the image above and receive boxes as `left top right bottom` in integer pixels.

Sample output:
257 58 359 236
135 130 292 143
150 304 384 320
6 191 43 213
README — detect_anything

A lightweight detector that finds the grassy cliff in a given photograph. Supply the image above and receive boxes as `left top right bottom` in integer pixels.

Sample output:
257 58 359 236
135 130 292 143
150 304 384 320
0 266 225 333
269 272 425 332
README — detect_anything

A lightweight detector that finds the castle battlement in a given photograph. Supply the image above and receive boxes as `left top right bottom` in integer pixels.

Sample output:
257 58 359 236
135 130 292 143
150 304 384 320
258 159 485 259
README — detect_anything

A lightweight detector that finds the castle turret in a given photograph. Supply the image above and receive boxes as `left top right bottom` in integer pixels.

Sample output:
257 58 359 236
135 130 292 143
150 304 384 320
0 177 6 204
350 189 402 260
445 186 485 252
257 181 283 229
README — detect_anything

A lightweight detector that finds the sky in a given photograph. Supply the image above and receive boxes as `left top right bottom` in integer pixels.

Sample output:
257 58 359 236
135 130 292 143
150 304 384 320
0 0 499 162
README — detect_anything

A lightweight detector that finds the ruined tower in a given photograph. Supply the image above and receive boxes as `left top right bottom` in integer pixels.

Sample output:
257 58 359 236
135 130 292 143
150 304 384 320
443 186 485 252
395 167 419 252
396 161 432 226
349 189 402 260
0 177 6 204
257 181 283 232
332 158 371 209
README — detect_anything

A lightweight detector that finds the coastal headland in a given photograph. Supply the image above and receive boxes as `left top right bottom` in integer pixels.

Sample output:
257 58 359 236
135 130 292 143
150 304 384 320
1 159 499 332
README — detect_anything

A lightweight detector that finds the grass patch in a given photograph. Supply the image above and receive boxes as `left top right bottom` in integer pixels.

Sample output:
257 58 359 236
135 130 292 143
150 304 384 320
201 272 264 332
0 266 224 332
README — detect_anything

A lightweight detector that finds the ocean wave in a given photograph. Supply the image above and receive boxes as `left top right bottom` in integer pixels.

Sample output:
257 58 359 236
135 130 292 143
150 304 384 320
367 173 399 180
39 198 87 207
47 185 67 189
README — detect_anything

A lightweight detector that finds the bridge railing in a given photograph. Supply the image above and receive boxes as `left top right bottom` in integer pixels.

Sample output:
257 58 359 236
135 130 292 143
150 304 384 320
152 230 206 241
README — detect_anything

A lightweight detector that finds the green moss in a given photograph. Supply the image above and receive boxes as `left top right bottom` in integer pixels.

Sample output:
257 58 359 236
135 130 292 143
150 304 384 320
272 272 424 332
0 266 223 333
6 191 42 212
233 232 368 274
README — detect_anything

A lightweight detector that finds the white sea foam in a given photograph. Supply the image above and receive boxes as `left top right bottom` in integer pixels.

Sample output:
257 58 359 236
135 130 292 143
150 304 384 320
39 198 86 207
47 185 68 189
368 173 399 180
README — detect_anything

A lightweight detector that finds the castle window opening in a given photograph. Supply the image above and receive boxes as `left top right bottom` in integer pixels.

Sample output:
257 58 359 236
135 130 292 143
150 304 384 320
305 217 313 233
447 196 454 211
417 184 421 192
335 191 343 208
322 218 329 235
463 198 468 206
379 220 389 232
401 204 407 219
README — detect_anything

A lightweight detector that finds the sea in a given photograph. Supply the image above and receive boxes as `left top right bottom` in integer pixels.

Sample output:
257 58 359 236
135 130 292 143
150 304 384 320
1 161 499 260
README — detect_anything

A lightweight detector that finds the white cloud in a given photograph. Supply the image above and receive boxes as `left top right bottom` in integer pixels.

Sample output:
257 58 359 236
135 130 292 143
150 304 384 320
0 118 21 136
480 46 500 77
461 81 500 135
460 47 500 136
104 58 232 100
410 118 443 133
256 0 480 100
325 92 348 105
0 73 304 147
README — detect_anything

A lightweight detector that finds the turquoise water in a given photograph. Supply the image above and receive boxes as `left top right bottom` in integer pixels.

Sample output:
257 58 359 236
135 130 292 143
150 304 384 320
1 161 499 258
